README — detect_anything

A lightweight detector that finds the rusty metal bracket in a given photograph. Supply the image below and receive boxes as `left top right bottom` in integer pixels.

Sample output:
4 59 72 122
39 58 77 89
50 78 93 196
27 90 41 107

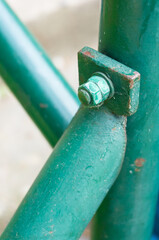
78 46 140 116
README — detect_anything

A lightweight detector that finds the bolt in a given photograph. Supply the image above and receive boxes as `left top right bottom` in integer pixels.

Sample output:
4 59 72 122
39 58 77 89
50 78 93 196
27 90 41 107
78 72 114 107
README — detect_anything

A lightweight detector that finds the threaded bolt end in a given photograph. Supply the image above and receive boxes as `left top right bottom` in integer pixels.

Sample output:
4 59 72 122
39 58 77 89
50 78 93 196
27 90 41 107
78 72 114 107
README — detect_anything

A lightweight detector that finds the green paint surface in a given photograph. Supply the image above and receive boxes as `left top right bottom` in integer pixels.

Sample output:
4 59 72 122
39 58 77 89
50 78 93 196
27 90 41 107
0 0 80 147
92 0 159 239
0 106 126 239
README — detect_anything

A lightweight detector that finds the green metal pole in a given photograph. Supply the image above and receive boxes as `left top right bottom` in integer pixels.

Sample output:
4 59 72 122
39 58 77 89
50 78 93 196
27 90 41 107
0 0 80 147
92 0 159 239
154 197 159 237
0 106 126 240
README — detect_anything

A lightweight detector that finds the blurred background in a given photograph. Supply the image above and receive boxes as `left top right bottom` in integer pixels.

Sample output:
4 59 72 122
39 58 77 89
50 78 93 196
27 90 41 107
0 0 100 239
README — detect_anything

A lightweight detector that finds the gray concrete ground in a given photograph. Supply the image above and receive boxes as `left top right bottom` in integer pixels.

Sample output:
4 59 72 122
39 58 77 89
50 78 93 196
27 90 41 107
0 0 100 239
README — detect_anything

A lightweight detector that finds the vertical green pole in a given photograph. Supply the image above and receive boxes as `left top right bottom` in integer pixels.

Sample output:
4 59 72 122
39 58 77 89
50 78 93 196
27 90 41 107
154 197 159 237
0 0 80 147
92 0 159 239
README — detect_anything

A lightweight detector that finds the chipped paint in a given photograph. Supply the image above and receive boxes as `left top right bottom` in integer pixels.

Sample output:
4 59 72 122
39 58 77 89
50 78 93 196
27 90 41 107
135 158 145 168
83 51 95 58
40 103 48 109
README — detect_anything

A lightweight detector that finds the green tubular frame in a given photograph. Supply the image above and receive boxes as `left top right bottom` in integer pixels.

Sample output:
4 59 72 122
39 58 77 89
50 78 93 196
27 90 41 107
0 0 159 239
0 106 126 239
92 0 159 240
0 0 80 147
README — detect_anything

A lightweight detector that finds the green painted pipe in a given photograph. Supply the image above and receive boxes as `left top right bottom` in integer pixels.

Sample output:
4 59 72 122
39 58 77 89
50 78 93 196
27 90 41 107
0 106 126 239
0 0 80 147
92 0 159 239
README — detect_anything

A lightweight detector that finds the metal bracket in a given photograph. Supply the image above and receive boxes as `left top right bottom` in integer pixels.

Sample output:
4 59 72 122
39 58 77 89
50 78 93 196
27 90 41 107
78 46 140 116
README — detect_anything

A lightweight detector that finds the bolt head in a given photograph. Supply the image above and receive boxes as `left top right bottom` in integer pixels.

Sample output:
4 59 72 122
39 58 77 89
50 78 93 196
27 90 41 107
88 75 110 100
78 73 113 107
78 81 103 106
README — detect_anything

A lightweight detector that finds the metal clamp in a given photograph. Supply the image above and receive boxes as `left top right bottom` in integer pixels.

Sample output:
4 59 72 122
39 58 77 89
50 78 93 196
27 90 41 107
78 46 140 116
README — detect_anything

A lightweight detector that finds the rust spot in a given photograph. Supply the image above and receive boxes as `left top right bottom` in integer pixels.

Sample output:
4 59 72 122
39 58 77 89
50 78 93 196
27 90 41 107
110 66 116 72
122 75 135 89
135 168 140 172
40 103 48 109
135 158 145 168
132 71 140 80
129 79 134 89
83 51 95 58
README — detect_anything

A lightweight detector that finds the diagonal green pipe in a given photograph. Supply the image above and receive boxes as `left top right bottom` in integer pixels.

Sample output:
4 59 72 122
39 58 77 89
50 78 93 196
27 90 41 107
0 106 126 239
0 0 80 147
92 0 159 239
0 2 126 238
